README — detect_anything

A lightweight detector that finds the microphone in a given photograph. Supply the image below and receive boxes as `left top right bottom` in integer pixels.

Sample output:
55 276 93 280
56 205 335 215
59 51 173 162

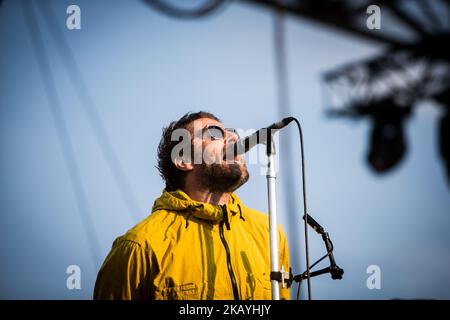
225 117 295 157
302 213 325 235
266 117 296 130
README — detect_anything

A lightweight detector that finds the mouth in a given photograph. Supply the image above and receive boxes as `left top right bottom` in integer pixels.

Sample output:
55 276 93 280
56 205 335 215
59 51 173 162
221 145 245 165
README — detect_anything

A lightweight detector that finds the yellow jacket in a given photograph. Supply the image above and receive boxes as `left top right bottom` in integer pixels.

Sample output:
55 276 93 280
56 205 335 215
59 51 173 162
94 189 290 300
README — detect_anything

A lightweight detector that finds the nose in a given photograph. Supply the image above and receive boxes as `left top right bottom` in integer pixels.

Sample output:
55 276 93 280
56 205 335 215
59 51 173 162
225 130 239 145
223 130 239 160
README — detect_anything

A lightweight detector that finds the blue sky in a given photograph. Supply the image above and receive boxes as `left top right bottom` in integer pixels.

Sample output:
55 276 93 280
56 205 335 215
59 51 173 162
1 0 449 299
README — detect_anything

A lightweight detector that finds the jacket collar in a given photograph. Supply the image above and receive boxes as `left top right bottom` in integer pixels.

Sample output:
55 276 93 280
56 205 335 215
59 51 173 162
152 189 244 223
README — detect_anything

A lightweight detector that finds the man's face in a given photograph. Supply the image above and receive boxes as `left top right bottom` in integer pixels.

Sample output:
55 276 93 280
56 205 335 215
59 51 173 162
188 117 249 193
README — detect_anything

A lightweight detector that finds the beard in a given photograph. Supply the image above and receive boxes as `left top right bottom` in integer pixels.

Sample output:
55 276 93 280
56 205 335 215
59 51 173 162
195 162 250 193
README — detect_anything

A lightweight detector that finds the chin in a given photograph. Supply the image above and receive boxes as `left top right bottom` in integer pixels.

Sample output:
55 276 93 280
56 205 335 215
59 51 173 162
226 165 250 192
197 162 250 193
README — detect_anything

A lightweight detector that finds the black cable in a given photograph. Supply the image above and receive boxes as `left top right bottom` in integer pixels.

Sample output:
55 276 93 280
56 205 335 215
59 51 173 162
296 279 301 300
143 0 227 19
22 0 101 267
38 0 142 221
296 251 329 300
309 250 332 271
293 117 312 300
310 238 334 270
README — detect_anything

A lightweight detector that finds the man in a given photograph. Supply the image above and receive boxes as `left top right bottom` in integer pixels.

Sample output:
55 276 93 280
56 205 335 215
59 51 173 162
94 111 291 300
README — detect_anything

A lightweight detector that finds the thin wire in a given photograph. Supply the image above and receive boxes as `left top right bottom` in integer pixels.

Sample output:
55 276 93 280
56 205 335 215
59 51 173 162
316 238 334 268
295 250 330 300
309 251 332 271
38 0 142 221
143 0 227 19
22 0 101 267
293 117 312 300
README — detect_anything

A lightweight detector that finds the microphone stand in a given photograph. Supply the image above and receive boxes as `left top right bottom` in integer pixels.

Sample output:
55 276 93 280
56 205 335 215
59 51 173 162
236 117 343 299
265 129 281 300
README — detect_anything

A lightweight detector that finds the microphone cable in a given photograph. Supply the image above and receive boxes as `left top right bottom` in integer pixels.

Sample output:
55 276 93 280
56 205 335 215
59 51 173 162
292 117 312 300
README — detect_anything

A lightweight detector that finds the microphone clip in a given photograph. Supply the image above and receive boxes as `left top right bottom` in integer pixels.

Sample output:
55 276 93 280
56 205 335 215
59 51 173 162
270 266 294 289
293 213 344 283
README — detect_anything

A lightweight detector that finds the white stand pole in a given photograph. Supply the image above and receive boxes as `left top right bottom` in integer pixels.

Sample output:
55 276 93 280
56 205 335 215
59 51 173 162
266 134 280 300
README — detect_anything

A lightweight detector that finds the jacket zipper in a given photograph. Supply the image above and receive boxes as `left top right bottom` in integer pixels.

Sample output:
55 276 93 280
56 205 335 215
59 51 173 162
219 205 239 300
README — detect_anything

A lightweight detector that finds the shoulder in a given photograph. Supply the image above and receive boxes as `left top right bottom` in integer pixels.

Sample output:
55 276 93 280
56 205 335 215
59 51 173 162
239 204 288 239
241 204 269 225
115 209 184 252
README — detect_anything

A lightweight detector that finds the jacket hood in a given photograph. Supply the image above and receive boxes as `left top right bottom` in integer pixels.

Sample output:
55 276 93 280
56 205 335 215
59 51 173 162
151 189 245 224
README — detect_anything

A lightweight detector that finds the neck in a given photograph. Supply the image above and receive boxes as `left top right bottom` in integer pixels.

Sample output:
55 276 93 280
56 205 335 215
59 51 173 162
186 189 231 206
183 174 231 206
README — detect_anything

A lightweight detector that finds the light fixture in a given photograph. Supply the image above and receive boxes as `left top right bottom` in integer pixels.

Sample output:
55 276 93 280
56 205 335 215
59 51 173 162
366 101 411 173
435 89 450 186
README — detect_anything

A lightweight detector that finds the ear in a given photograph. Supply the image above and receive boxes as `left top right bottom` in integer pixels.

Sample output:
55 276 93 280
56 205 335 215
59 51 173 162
173 156 193 172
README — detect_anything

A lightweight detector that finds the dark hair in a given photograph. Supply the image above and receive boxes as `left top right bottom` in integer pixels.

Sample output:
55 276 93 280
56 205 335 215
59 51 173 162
157 111 221 191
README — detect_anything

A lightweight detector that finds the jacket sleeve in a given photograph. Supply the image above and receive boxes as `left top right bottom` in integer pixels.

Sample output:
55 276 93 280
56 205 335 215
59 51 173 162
278 225 291 300
93 239 153 300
